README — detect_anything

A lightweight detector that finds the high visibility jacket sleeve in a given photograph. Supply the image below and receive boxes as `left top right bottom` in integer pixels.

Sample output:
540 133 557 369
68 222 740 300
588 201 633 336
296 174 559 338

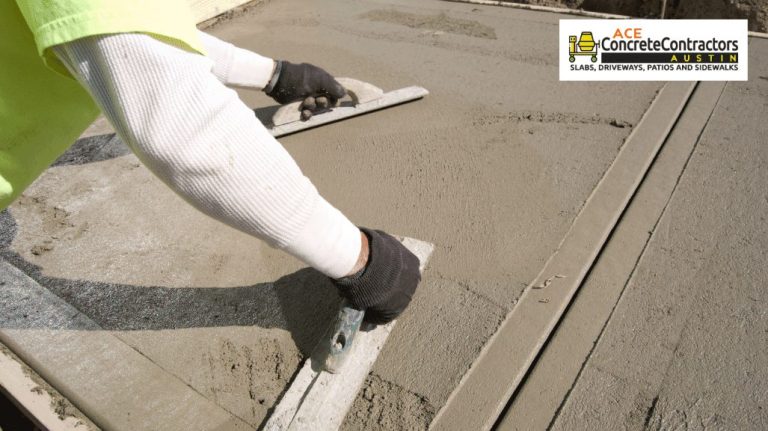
1 0 203 209
14 0 204 75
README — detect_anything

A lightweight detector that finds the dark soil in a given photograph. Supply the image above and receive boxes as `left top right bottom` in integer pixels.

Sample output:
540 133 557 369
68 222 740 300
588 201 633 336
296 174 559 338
503 0 768 32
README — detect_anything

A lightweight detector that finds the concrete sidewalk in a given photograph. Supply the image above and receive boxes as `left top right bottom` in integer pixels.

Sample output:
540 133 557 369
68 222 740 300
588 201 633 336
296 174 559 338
1 0 764 429
512 38 768 431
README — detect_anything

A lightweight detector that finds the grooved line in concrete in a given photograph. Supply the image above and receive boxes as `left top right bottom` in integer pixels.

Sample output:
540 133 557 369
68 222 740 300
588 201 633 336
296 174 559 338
491 81 728 431
429 82 696 431
545 81 727 430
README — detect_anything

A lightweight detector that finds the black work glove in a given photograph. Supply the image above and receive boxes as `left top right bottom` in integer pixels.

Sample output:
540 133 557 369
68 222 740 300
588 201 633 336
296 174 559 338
264 60 347 105
333 228 422 325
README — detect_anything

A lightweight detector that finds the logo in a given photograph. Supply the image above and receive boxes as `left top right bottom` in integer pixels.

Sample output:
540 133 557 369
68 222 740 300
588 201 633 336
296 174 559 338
560 20 748 81
568 32 598 63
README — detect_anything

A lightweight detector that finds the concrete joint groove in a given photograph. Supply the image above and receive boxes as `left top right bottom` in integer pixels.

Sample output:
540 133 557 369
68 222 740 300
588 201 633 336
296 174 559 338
499 81 729 430
430 82 698 431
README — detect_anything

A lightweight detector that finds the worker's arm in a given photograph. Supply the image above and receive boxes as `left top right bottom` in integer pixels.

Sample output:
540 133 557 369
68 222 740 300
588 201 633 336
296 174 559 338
53 33 419 323
54 33 359 278
197 31 276 90
198 31 346 111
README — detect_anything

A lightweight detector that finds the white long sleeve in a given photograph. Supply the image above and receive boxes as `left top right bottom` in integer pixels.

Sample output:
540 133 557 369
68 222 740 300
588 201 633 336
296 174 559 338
53 33 361 278
198 31 276 89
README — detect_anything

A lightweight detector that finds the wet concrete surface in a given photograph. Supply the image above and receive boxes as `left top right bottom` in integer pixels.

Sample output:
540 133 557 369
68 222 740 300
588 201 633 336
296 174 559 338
210 0 661 425
495 81 727 430
547 38 768 431
0 0 675 428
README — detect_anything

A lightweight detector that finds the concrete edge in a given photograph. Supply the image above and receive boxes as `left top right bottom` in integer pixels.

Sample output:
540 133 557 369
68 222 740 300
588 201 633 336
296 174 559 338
0 260 254 431
429 81 697 431
0 342 98 431
442 0 768 39
187 0 254 23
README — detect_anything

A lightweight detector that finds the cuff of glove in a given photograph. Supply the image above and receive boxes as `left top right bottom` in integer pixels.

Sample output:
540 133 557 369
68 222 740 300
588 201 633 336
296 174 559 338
333 228 398 309
263 59 283 94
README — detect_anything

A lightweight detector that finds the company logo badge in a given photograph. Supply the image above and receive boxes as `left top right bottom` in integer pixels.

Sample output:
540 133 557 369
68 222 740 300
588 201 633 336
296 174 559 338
568 32 598 63
560 20 748 81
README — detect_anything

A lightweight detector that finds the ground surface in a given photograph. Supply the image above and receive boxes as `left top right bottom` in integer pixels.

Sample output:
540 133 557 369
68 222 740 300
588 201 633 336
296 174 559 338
546 39 768 431
0 1 765 430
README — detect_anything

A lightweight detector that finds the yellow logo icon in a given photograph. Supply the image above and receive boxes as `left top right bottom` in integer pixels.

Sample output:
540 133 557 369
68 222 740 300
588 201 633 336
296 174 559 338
569 32 598 63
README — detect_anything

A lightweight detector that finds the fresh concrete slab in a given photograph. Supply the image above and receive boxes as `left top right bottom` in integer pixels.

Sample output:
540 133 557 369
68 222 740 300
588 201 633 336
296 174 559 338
430 82 696 431
549 38 768 431
1 0 667 428
187 0 256 22
202 2 662 424
496 81 728 430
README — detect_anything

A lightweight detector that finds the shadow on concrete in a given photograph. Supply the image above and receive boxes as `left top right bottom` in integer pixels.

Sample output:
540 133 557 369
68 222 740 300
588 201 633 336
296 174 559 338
0 209 339 357
52 134 131 167
253 105 280 127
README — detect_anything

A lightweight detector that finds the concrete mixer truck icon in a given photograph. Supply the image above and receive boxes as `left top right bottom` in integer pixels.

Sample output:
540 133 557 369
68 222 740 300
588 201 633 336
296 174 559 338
569 32 598 63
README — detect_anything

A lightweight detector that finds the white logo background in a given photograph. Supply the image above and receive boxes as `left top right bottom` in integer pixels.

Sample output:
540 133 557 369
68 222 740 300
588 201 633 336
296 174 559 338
560 19 748 81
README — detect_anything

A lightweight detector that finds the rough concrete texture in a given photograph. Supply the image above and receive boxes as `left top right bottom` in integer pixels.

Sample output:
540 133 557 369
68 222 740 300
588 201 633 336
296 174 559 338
549 38 768 431
1 0 665 428
0 259 252 430
501 0 768 32
341 374 436 430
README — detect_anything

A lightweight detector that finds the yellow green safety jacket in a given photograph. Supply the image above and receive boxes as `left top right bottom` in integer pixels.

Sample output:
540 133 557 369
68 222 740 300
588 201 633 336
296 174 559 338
0 0 203 210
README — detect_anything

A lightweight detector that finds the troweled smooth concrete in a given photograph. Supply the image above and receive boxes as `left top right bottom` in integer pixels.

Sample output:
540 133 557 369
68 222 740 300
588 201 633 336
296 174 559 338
549 38 768 431
497 80 728 430
431 81 696 431
1 0 665 428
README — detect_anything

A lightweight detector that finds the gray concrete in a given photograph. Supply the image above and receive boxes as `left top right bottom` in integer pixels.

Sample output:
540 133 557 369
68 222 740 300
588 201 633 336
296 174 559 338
431 82 696 431
8 1 763 430
0 0 665 428
205 3 660 425
497 81 728 430
547 38 768 431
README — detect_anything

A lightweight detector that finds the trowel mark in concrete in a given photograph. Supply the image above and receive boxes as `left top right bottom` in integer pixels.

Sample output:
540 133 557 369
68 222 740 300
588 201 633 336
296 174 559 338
328 21 554 67
197 0 272 30
473 111 633 129
644 396 727 431
203 337 300 420
13 195 88 257
341 374 435 431
361 10 497 39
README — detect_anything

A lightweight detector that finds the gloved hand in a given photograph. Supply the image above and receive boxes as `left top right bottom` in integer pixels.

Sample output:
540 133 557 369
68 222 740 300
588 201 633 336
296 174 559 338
333 228 422 324
264 60 346 105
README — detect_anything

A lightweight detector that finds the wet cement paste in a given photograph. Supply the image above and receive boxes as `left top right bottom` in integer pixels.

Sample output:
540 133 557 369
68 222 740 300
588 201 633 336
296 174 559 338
3 0 664 428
